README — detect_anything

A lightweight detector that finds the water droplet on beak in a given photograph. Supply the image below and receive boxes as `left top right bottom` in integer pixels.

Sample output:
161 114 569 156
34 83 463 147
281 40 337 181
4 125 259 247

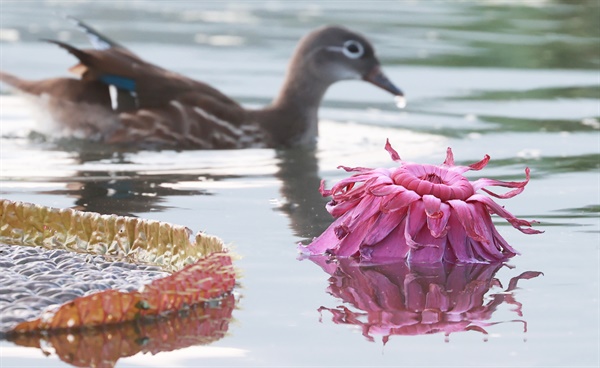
394 95 407 109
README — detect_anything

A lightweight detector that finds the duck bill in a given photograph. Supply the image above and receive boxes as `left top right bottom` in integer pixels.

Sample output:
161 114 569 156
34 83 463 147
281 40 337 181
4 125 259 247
363 66 403 97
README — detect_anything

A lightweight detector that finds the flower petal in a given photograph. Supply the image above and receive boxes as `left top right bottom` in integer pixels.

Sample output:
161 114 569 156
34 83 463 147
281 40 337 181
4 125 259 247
381 188 421 213
472 168 531 199
319 180 332 197
335 215 377 257
442 147 454 167
468 155 491 171
449 154 490 174
468 194 543 234
404 200 429 249
384 139 401 162
422 194 442 218
363 209 408 245
369 184 404 196
445 210 480 263
447 199 486 241
304 216 346 255
327 198 360 217
408 225 446 263
346 196 385 229
427 202 451 238
337 165 373 173
361 219 410 261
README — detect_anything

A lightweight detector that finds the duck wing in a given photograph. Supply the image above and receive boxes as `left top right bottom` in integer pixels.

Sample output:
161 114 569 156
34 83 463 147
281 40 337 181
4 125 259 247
45 40 260 148
66 15 133 55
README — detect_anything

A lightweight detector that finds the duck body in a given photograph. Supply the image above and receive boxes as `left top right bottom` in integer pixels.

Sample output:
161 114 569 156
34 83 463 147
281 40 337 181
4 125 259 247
0 18 403 149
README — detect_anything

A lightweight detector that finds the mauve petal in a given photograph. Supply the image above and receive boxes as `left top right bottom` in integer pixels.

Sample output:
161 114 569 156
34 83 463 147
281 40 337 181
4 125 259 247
363 217 411 261
468 194 543 234
369 184 404 196
435 184 453 203
442 147 455 167
365 175 394 196
449 154 490 174
337 165 373 173
468 237 502 263
381 188 421 212
445 210 480 263
408 226 446 263
447 200 486 241
363 210 407 245
470 202 518 261
327 197 360 217
490 225 520 256
330 179 364 199
471 167 531 198
461 203 505 262
404 200 428 249
422 194 442 218
427 202 451 238
330 173 375 194
385 139 401 161
416 180 435 198
335 215 377 257
319 180 332 196
469 155 491 171
304 216 346 254
469 202 497 246
347 196 385 229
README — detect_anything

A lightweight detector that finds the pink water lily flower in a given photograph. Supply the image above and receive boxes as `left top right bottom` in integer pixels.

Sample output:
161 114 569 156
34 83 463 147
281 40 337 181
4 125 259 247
300 140 542 263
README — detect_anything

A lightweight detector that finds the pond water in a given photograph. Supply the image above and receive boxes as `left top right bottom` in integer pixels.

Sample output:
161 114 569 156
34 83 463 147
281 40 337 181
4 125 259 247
0 1 599 367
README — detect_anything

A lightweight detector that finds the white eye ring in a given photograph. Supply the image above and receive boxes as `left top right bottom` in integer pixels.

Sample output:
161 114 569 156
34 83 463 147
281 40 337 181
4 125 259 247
342 40 364 59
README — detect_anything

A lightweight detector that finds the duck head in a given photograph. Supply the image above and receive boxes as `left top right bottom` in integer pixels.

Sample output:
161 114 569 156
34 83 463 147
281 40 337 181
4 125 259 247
266 25 404 146
289 25 403 96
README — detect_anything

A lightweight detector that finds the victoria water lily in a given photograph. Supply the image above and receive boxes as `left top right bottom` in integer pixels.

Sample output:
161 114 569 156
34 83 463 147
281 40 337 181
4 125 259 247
300 140 542 263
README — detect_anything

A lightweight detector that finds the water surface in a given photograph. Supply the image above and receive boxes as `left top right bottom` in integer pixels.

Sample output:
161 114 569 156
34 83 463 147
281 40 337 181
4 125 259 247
0 1 598 367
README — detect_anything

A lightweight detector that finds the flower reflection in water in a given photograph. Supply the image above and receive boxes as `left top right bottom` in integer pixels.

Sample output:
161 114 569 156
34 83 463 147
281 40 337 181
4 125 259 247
310 256 542 343
6 294 235 368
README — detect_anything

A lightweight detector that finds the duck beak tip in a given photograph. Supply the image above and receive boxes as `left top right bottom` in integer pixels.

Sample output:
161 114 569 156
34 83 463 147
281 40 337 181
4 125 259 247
364 66 406 108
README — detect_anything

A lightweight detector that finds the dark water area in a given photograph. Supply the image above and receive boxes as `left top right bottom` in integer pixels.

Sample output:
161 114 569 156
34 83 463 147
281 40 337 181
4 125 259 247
0 1 598 367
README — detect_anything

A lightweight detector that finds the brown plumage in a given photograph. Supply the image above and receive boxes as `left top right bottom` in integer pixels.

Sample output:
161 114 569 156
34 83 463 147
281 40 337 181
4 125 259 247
0 18 403 149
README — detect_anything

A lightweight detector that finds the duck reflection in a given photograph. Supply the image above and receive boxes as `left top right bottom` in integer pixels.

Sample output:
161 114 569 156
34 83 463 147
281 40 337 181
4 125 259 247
7 294 235 368
36 147 235 216
308 257 542 343
275 147 331 238
49 171 217 216
43 144 329 226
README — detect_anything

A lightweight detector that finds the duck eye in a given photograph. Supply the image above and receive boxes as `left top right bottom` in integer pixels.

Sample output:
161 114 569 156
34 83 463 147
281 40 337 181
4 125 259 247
342 40 364 59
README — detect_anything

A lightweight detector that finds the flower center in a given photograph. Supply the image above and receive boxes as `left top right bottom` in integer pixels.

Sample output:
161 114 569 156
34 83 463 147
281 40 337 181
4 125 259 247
422 173 444 184
392 164 475 201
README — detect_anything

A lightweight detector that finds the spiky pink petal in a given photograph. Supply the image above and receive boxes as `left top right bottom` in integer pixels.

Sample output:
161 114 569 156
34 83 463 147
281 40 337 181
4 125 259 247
442 147 455 167
385 139 401 161
474 167 531 199
468 194 542 234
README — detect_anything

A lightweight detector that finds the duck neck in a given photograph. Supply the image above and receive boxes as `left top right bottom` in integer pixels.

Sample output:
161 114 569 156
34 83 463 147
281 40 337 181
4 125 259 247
262 67 331 147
